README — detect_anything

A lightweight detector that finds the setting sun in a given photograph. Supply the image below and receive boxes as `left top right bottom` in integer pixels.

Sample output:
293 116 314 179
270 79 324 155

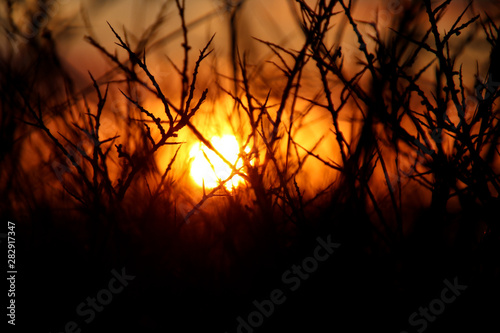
189 135 249 190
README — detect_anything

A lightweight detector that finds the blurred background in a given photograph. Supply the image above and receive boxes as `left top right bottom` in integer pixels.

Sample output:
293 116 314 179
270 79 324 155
1 1 500 332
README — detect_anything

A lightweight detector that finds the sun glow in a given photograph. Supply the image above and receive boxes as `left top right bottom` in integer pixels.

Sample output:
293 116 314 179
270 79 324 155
189 135 249 190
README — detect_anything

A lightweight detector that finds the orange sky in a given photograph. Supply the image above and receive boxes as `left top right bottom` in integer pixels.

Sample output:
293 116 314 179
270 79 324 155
2 0 498 200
